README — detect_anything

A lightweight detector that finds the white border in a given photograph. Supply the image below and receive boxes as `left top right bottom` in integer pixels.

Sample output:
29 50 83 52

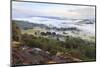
0 0 100 67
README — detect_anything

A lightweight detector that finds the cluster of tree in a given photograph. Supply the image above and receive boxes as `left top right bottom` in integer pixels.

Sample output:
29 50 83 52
12 22 21 42
40 32 56 36
21 33 96 60
64 36 96 60
54 27 80 31
21 34 65 55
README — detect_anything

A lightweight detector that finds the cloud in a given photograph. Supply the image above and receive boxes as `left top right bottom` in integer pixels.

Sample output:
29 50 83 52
12 1 95 19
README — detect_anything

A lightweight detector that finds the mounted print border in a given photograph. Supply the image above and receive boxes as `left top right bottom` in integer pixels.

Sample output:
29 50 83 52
11 1 96 67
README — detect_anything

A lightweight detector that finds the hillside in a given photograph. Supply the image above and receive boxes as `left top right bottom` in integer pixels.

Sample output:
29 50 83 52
12 20 50 30
12 20 96 66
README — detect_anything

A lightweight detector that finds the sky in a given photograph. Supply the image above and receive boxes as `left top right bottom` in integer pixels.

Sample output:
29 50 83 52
12 1 95 19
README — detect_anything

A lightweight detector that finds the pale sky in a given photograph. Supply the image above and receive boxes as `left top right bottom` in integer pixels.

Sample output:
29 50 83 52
12 1 95 19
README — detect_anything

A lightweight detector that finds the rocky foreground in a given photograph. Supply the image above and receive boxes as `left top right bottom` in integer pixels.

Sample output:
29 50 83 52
12 41 82 66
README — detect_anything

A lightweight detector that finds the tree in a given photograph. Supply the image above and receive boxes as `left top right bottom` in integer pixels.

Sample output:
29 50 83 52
12 21 21 42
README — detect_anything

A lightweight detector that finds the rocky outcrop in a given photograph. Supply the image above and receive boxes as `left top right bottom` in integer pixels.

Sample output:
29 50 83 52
12 46 82 66
12 47 51 65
